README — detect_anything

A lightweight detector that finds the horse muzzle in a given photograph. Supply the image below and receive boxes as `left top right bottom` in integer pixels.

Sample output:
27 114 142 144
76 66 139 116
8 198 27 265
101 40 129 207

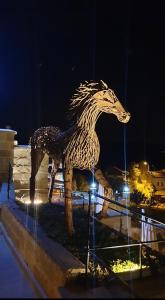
118 112 131 123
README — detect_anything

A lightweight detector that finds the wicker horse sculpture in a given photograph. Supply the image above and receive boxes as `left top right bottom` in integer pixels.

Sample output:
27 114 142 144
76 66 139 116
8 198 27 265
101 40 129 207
30 80 130 235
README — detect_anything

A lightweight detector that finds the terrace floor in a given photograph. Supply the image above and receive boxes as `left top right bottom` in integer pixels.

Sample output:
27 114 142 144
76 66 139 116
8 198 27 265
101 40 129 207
0 223 46 298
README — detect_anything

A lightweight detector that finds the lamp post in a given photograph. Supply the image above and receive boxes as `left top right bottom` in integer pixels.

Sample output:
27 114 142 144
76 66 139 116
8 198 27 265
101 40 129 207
90 182 97 210
123 184 130 205
86 182 97 275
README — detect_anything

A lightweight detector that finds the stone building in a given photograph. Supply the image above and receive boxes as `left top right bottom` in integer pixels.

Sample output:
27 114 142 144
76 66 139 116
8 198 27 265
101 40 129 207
0 129 17 181
13 144 49 203
150 169 165 200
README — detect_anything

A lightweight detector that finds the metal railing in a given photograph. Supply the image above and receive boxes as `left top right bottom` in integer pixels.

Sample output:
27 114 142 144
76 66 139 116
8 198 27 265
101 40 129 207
85 191 165 295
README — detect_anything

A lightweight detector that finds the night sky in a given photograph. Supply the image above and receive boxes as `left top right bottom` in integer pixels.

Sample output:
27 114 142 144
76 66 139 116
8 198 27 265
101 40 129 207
0 0 164 170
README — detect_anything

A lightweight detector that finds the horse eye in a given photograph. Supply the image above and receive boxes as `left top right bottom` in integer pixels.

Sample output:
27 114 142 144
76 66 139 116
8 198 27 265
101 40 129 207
103 98 109 102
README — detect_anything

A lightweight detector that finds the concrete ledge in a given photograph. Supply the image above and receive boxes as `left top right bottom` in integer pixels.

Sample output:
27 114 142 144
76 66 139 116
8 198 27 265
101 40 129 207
1 203 85 298
117 268 151 281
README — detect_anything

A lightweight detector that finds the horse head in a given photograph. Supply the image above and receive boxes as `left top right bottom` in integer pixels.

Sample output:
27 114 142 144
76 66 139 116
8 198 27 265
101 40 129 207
94 80 131 123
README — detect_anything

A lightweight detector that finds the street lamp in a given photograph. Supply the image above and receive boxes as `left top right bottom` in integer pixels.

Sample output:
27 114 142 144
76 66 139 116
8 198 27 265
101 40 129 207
90 182 97 201
123 185 130 193
90 182 97 190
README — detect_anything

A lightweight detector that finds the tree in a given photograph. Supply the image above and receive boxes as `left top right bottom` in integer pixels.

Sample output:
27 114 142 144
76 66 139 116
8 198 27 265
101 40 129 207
129 161 153 205
130 189 144 206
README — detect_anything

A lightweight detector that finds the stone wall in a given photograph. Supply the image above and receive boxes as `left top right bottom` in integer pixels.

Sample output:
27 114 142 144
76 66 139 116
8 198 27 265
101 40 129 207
0 129 17 181
13 145 49 202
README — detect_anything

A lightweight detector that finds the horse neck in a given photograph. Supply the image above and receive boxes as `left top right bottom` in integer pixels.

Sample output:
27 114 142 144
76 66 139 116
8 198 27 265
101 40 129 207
76 102 100 132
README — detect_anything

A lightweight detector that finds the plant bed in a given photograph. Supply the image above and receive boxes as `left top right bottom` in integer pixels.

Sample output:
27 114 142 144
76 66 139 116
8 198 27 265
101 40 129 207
111 259 150 281
15 202 143 270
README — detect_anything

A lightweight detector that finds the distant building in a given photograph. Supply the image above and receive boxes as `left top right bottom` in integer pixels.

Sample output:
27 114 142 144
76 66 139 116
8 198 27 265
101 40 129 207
13 144 49 203
150 169 165 200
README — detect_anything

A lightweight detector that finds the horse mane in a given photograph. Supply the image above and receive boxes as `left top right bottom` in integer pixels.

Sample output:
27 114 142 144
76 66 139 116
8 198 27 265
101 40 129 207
68 80 109 121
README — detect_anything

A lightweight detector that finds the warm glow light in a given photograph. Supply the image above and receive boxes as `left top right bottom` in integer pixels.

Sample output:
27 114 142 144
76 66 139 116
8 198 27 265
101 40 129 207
18 196 43 205
143 161 148 165
94 259 148 276
19 196 31 205
24 199 31 205
34 199 43 205
112 259 148 273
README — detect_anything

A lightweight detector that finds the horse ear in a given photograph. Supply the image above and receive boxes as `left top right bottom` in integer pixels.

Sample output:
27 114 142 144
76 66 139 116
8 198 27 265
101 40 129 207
100 80 108 89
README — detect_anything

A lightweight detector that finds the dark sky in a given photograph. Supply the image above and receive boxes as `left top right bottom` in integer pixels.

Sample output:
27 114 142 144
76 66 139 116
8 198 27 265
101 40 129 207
0 0 164 170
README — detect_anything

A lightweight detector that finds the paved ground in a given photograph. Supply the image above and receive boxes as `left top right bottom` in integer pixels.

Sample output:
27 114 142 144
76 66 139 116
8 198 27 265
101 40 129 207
0 224 45 298
0 183 8 206
0 182 16 208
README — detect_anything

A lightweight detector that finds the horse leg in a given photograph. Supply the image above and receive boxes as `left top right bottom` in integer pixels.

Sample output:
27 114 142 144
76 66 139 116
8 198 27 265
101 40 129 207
64 165 74 236
48 160 59 203
101 187 112 216
30 148 44 203
94 168 112 217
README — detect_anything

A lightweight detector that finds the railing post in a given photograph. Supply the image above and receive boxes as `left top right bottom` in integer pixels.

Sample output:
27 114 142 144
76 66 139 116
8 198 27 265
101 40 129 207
139 243 142 278
86 190 92 275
